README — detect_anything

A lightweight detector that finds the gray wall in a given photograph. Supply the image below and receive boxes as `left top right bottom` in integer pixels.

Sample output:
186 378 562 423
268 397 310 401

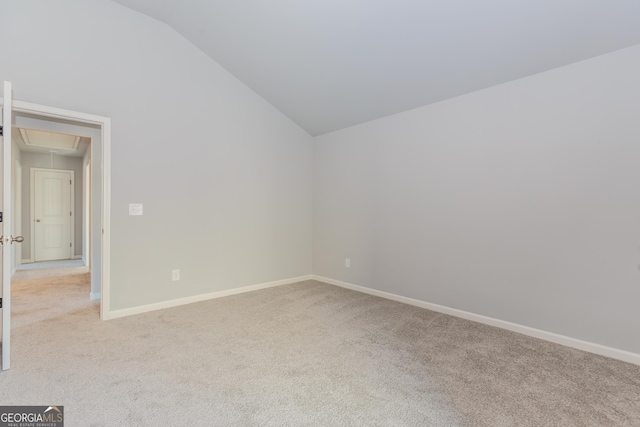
0 0 313 310
314 45 640 355
19 152 83 259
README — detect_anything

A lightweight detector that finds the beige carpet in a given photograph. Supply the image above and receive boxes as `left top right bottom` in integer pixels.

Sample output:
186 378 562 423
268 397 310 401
10 263 91 329
1 270 639 426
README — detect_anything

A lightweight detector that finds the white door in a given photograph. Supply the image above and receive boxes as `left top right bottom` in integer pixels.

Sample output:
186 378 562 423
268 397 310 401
34 169 73 262
2 81 24 371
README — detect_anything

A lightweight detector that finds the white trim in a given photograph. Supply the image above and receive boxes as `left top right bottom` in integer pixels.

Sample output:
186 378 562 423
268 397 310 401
90 292 101 301
101 117 111 321
83 159 91 270
30 167 75 262
72 255 82 260
1 97 112 321
312 275 640 366
14 161 22 270
20 259 34 264
2 81 13 370
105 275 313 320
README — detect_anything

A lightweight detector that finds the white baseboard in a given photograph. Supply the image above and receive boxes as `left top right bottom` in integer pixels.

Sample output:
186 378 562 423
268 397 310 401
21 259 33 264
90 292 101 301
312 275 640 366
104 275 313 320
11 268 16 277
72 255 83 260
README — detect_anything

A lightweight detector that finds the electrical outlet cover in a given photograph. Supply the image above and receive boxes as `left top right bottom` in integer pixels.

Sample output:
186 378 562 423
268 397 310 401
129 203 143 216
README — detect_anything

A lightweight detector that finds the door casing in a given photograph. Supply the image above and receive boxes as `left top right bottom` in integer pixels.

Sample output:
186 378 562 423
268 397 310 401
0 95 112 321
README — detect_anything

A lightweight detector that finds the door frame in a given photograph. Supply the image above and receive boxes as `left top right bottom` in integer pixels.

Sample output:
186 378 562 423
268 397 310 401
13 160 22 273
2 82 13 370
30 168 75 262
0 97 112 320
84 160 91 269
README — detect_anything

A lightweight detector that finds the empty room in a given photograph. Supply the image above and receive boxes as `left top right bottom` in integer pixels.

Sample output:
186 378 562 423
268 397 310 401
1 0 639 426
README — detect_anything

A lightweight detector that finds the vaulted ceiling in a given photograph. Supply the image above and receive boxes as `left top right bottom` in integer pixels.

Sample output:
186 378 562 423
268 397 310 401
112 0 640 136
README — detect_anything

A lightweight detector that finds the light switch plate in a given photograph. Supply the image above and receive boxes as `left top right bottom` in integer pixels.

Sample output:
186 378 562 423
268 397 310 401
129 203 143 216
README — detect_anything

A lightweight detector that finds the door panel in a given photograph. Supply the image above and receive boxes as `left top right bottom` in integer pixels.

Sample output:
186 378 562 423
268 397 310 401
2 81 13 370
34 170 72 262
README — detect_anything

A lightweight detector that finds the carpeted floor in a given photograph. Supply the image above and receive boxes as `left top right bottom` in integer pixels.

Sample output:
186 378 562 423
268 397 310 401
1 268 639 426
10 262 91 329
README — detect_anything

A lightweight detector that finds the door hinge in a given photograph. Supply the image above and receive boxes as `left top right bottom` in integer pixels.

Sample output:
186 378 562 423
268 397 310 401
0 297 2 308
0 211 2 222
70 243 72 247
70 211 72 216
0 125 3 136
70 180 72 185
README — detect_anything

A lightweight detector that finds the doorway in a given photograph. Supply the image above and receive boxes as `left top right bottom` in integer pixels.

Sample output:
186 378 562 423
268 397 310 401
2 89 112 371
11 128 91 336
1 94 112 320
11 126 93 333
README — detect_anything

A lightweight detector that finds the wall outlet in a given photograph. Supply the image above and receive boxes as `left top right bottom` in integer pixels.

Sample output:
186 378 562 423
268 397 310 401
172 269 180 281
345 258 351 268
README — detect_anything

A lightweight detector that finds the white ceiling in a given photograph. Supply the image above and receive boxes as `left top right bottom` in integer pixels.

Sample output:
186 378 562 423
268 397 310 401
112 0 640 136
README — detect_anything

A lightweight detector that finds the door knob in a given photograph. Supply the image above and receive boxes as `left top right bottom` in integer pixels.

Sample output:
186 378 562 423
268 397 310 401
36 219 41 222
0 236 21 244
